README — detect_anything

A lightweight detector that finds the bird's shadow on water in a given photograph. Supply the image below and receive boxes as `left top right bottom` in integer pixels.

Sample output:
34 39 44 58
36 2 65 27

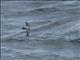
16 36 31 42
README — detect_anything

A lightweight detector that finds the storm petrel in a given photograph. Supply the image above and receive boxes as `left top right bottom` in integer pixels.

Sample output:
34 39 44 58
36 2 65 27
22 22 30 37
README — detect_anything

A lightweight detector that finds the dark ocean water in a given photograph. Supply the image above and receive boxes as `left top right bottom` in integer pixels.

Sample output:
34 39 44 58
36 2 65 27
1 1 80 60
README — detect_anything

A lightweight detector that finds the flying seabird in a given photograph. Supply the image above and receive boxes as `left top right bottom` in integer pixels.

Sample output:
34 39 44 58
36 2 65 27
22 22 30 37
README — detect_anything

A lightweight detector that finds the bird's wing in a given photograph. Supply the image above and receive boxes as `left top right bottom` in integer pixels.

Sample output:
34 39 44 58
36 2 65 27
25 22 30 27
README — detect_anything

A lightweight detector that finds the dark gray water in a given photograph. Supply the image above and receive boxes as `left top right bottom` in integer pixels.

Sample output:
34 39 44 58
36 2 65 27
1 1 80 60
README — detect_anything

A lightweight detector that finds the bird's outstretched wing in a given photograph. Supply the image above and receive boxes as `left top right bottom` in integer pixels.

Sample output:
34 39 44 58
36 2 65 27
25 22 30 27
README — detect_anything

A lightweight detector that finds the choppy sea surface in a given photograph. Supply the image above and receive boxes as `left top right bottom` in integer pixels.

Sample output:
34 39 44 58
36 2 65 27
1 1 80 60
